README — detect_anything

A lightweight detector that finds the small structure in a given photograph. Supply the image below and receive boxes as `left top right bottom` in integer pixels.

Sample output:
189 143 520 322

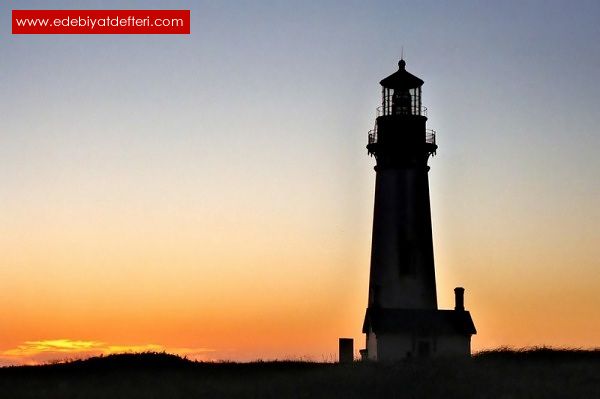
363 288 476 360
338 338 354 363
362 60 476 361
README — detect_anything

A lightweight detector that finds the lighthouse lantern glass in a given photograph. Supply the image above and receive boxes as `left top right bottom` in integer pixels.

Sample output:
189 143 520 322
382 87 422 116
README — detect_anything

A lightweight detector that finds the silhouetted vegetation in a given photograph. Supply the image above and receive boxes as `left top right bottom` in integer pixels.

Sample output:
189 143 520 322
0 348 598 398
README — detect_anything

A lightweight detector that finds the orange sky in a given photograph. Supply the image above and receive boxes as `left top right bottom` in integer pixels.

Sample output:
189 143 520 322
1 200 598 365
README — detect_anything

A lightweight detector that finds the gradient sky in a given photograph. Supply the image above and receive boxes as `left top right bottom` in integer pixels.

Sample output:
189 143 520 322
1 0 599 365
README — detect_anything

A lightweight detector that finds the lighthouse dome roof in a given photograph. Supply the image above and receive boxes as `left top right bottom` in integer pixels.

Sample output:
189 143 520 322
380 59 424 90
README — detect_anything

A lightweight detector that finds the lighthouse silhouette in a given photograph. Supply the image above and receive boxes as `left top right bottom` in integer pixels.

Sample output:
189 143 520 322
361 59 476 361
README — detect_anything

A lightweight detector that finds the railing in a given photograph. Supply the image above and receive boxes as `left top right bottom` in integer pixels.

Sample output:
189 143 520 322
426 129 436 145
367 127 437 147
376 106 428 118
368 129 377 145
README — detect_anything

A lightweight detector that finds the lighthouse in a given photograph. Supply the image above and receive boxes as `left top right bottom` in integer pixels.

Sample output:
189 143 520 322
361 59 476 361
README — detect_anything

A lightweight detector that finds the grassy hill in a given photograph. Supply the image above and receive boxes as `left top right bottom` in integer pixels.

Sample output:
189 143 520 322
0 349 598 398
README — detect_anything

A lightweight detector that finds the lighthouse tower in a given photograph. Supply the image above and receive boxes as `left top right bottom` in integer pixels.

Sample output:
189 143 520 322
362 59 476 361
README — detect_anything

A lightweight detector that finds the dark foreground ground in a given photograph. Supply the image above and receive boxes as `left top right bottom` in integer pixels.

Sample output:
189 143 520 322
0 349 598 398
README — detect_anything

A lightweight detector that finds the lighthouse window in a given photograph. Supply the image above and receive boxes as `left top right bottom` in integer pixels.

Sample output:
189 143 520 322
384 87 422 116
392 89 412 115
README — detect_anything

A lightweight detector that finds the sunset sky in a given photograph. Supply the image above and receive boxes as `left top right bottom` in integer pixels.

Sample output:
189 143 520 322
1 0 599 365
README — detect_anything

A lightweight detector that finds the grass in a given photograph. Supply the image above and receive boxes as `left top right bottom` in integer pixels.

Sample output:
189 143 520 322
0 348 598 398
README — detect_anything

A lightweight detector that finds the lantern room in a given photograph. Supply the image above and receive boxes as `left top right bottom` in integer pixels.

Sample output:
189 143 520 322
379 59 425 117
367 59 436 159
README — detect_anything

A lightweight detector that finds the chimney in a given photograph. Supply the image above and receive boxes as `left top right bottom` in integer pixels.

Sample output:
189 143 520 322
454 287 465 311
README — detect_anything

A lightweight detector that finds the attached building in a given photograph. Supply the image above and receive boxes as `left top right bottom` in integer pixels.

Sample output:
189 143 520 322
363 290 476 360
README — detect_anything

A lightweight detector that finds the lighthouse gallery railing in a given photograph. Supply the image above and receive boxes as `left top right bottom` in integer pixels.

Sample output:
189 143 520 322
368 128 436 146
376 105 428 118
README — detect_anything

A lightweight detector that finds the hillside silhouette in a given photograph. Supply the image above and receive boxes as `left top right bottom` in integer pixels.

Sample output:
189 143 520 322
0 348 598 398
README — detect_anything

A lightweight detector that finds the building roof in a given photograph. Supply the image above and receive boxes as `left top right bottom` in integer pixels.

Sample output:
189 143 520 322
380 59 424 89
363 307 477 335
